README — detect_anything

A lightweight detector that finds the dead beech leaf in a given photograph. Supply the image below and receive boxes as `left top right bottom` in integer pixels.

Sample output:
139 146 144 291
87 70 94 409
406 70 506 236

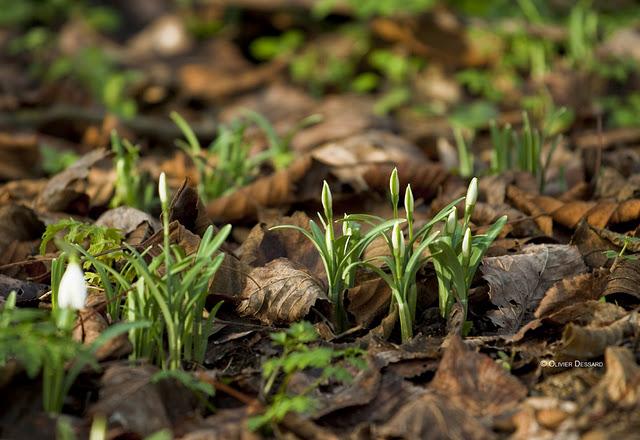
513 300 627 343
431 336 527 417
207 156 328 223
236 258 329 324
483 244 587 335
0 204 44 255
169 179 212 236
571 220 618 268
600 346 640 407
36 149 110 214
603 259 640 301
291 95 390 152
239 211 325 282
0 132 39 180
347 278 391 327
557 312 639 360
535 269 609 319
374 392 494 440
508 185 640 232
0 274 48 304
179 58 286 101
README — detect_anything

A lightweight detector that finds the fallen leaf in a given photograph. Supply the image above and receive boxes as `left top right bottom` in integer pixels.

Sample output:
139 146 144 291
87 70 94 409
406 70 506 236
557 312 639 360
483 244 587 334
207 156 328 223
430 336 527 417
239 211 325 282
599 346 640 407
0 274 48 305
236 258 329 324
535 269 609 319
90 365 172 437
374 392 495 440
346 278 391 327
36 149 110 214
602 259 640 301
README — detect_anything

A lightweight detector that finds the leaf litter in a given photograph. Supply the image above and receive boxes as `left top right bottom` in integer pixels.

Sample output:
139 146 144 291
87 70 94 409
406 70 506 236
2 1 640 439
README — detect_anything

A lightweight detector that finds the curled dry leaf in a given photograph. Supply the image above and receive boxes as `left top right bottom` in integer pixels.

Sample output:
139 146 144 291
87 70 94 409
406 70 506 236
239 211 325 282
535 269 609 319
0 204 44 255
602 258 640 300
169 179 212 237
0 273 48 305
374 392 494 440
236 258 329 325
557 312 639 360
431 336 527 417
96 206 160 246
36 148 110 214
292 95 391 152
513 300 628 342
483 244 587 335
347 278 391 327
599 346 640 407
207 155 328 223
507 185 640 233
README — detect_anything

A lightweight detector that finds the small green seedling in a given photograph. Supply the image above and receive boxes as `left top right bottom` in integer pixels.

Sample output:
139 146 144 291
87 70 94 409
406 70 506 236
429 178 507 325
42 219 124 320
0 284 144 414
490 108 567 191
242 109 322 170
272 182 398 332
249 321 365 432
453 126 475 178
110 130 155 211
172 111 270 202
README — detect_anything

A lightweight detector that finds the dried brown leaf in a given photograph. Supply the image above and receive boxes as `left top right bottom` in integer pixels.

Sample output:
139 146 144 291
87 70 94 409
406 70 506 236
430 336 527 417
36 149 110 214
558 312 640 360
483 244 587 334
236 258 329 324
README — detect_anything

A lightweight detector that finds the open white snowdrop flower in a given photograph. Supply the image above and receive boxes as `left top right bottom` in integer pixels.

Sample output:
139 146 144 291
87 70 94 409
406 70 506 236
58 260 87 310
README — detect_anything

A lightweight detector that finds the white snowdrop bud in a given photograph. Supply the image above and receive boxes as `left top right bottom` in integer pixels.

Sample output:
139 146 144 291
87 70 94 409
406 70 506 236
404 184 414 218
446 209 457 235
322 181 333 221
389 168 399 202
462 227 472 261
465 177 478 214
392 222 405 259
159 172 168 205
58 260 87 310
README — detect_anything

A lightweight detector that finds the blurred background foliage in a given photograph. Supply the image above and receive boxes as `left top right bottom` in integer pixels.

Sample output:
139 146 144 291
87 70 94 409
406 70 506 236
2 0 640 128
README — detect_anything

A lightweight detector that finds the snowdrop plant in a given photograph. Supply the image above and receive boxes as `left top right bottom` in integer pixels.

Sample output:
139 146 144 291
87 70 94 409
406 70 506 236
110 130 155 211
33 260 145 413
344 169 459 342
429 177 507 324
334 171 449 340
78 173 230 369
273 181 398 332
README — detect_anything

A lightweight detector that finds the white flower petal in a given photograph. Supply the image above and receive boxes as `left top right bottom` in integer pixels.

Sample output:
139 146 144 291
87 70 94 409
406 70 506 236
58 261 87 310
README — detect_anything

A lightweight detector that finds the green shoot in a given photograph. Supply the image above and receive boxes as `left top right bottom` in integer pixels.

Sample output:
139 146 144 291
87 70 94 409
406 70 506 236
249 322 365 432
171 111 268 202
110 130 155 211
272 182 398 332
0 290 145 414
429 178 507 325
41 219 124 321
77 174 230 369
344 169 459 342
453 126 475 178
